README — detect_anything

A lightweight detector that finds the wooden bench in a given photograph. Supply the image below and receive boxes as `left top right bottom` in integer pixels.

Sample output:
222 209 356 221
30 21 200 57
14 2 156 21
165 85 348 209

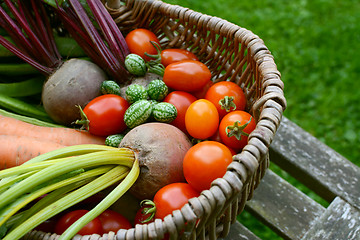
223 117 360 240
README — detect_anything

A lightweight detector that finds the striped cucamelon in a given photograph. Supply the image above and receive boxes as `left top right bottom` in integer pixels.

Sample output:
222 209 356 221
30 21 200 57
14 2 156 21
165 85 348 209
101 80 121 95
125 53 147 76
125 84 148 104
147 79 168 101
152 102 177 123
124 100 153 128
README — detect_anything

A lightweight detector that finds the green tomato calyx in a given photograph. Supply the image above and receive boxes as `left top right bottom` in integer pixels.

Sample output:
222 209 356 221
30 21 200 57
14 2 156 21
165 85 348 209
225 117 252 140
74 105 90 131
139 199 156 223
219 96 236 112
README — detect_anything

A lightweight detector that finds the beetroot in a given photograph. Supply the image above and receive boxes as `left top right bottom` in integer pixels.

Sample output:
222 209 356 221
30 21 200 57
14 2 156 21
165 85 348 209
119 123 193 200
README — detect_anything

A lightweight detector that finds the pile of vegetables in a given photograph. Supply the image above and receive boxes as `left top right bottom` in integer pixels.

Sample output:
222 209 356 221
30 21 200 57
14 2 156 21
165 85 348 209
0 0 257 239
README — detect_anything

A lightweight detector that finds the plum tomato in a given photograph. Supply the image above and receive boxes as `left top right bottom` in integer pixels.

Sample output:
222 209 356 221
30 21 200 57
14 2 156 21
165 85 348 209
185 99 219 139
161 49 198 67
54 210 103 235
190 79 214 99
98 209 132 233
153 183 199 220
163 91 197 134
163 60 211 92
205 81 246 119
183 141 233 192
219 110 256 151
81 94 129 137
125 28 160 61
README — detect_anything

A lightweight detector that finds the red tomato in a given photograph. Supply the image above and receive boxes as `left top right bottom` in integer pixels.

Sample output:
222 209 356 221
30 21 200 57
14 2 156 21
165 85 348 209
219 111 256 151
82 94 129 136
185 99 219 139
134 200 156 225
153 183 199 220
35 217 58 233
205 81 246 119
190 79 214 99
183 141 233 192
125 28 160 61
163 91 197 133
55 210 103 235
209 129 237 155
98 209 132 233
161 49 198 67
163 60 211 92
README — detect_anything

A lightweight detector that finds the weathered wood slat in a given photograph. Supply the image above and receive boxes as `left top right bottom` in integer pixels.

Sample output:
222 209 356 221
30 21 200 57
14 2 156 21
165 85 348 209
222 221 261 240
244 170 325 240
301 197 360 240
269 117 360 209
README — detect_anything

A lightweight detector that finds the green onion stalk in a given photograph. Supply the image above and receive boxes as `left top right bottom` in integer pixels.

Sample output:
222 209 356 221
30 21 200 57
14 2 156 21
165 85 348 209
0 144 139 240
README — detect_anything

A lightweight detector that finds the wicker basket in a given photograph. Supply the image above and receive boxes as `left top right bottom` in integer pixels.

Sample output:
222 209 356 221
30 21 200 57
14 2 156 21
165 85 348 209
23 0 286 239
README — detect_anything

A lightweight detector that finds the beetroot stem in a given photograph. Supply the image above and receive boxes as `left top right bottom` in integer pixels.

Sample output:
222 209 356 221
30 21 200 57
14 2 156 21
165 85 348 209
0 36 53 75
4 0 57 67
87 0 128 77
30 0 62 61
92 0 130 60
0 5 37 58
68 0 119 67
55 8 102 62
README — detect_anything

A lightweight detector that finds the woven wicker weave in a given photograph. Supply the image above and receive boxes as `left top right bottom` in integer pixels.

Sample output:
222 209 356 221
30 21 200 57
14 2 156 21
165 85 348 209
23 0 286 239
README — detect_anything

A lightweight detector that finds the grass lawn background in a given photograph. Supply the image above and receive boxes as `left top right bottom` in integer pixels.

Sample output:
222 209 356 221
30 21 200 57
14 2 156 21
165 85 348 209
162 0 360 239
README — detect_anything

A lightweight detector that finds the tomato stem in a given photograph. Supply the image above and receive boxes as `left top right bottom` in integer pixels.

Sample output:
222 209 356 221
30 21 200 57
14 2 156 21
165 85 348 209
144 41 165 76
219 96 236 112
139 199 156 223
144 41 162 62
225 117 252 140
74 105 90 131
146 60 165 76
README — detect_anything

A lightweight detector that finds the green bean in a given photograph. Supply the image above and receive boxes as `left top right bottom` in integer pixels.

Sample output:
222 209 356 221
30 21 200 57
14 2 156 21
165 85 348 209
0 46 14 58
0 36 14 58
55 37 86 58
0 63 39 76
0 109 62 128
0 77 45 97
0 94 54 122
0 35 85 59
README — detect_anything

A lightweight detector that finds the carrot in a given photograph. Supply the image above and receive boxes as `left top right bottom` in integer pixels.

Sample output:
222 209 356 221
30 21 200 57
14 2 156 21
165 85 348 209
0 135 66 170
0 115 106 146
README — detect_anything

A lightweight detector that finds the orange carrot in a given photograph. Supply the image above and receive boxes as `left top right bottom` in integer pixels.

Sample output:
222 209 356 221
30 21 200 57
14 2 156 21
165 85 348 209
0 135 66 170
0 115 106 146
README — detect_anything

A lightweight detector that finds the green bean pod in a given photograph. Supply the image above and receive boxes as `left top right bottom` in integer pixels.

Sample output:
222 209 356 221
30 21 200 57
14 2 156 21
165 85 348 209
0 109 63 128
0 77 45 97
0 94 53 123
0 64 39 76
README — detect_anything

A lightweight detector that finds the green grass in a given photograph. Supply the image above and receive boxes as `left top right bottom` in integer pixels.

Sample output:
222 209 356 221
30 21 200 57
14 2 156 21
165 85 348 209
163 0 360 239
